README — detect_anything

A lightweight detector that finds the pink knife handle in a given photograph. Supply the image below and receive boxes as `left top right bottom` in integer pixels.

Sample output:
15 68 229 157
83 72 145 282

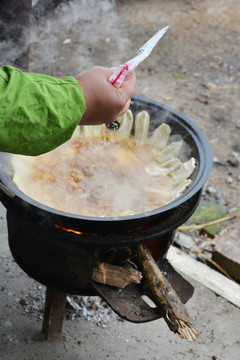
108 64 129 88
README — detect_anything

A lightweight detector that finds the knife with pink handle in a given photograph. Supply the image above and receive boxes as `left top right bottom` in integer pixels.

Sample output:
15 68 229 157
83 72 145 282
108 26 169 88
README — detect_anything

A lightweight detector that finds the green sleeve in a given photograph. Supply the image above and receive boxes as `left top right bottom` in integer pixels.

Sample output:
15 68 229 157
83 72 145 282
0 65 86 156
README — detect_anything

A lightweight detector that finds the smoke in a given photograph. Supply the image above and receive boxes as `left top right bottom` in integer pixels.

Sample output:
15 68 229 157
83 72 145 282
0 0 131 74
30 0 131 75
0 39 26 67
0 0 31 69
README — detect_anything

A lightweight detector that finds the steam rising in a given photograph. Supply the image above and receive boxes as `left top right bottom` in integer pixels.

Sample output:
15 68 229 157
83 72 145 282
30 0 131 74
1 0 131 73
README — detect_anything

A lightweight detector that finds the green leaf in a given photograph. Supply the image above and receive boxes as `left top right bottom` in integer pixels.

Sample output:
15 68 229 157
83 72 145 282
172 68 188 80
187 200 229 236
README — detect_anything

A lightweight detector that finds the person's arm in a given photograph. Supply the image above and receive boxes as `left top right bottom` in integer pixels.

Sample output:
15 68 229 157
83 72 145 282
0 65 86 156
0 65 136 156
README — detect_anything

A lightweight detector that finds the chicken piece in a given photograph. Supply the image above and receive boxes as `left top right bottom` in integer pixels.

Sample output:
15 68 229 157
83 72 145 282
144 159 181 176
134 110 150 145
81 124 106 139
153 141 183 163
169 158 196 186
149 123 171 149
116 110 134 140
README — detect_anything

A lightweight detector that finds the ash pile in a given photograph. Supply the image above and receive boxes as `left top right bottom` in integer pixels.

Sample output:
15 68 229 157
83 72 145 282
18 283 117 329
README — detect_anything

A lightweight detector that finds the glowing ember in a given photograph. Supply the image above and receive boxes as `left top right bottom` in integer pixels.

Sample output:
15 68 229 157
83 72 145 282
55 224 87 235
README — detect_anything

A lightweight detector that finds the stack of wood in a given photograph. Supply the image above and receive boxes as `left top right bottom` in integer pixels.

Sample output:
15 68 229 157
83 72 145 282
92 244 199 342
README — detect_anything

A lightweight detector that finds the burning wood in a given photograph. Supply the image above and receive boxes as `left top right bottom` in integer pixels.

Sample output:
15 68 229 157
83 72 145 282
138 243 199 342
92 262 142 289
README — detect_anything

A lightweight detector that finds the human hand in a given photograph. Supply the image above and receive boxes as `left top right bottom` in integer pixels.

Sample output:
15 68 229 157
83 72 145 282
75 66 136 125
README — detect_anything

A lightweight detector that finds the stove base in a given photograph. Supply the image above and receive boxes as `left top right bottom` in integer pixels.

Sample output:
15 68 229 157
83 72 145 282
40 256 194 340
93 257 194 323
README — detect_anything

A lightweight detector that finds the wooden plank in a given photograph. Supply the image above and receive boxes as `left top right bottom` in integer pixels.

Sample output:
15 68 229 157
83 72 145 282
166 246 240 308
42 287 66 341
212 222 240 282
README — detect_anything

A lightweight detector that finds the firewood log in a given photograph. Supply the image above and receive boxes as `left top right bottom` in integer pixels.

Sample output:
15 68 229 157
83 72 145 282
92 262 142 289
138 243 199 342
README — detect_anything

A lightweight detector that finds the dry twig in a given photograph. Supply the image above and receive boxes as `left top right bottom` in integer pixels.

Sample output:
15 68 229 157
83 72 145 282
138 244 199 342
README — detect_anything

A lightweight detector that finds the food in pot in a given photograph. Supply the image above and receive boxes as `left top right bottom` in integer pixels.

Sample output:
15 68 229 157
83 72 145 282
11 110 196 217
